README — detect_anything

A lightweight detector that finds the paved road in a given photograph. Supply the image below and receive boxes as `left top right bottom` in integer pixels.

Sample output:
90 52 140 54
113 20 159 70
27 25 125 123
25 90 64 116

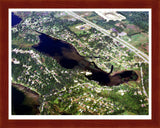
66 11 149 63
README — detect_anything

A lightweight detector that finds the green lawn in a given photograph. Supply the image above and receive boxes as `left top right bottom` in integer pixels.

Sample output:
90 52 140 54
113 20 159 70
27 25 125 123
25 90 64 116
130 33 149 55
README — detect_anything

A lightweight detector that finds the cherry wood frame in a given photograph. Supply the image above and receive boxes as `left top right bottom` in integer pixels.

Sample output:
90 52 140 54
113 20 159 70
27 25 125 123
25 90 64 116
0 0 160 128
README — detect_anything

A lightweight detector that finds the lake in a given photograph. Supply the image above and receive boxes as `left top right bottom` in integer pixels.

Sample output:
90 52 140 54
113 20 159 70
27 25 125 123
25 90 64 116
12 12 22 27
12 83 40 115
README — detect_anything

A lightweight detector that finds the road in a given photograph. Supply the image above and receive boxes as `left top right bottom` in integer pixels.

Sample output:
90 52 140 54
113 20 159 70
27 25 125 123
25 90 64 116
66 11 149 63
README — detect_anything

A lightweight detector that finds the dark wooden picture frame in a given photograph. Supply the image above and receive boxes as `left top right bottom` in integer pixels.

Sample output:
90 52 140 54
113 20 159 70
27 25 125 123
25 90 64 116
0 0 160 128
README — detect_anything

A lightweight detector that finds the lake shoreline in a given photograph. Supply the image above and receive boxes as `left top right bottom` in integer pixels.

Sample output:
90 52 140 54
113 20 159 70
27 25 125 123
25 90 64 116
12 83 40 115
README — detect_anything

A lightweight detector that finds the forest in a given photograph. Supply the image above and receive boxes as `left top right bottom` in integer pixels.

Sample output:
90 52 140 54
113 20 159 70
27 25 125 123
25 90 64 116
117 11 149 32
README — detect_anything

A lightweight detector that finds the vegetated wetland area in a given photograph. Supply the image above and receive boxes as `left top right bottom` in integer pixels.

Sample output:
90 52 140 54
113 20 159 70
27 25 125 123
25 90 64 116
10 10 150 117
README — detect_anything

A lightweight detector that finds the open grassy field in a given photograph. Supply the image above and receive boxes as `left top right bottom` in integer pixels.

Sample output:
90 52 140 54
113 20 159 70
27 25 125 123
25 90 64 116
129 33 149 55
69 23 91 36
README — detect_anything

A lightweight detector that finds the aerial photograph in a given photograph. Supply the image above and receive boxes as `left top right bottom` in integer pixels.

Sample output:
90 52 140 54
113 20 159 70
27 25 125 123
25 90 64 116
10 9 150 118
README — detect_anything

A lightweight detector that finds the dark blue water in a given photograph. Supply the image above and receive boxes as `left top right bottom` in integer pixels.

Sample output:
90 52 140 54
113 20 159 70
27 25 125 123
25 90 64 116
12 12 22 27
12 86 40 115
32 33 79 69
32 32 138 86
